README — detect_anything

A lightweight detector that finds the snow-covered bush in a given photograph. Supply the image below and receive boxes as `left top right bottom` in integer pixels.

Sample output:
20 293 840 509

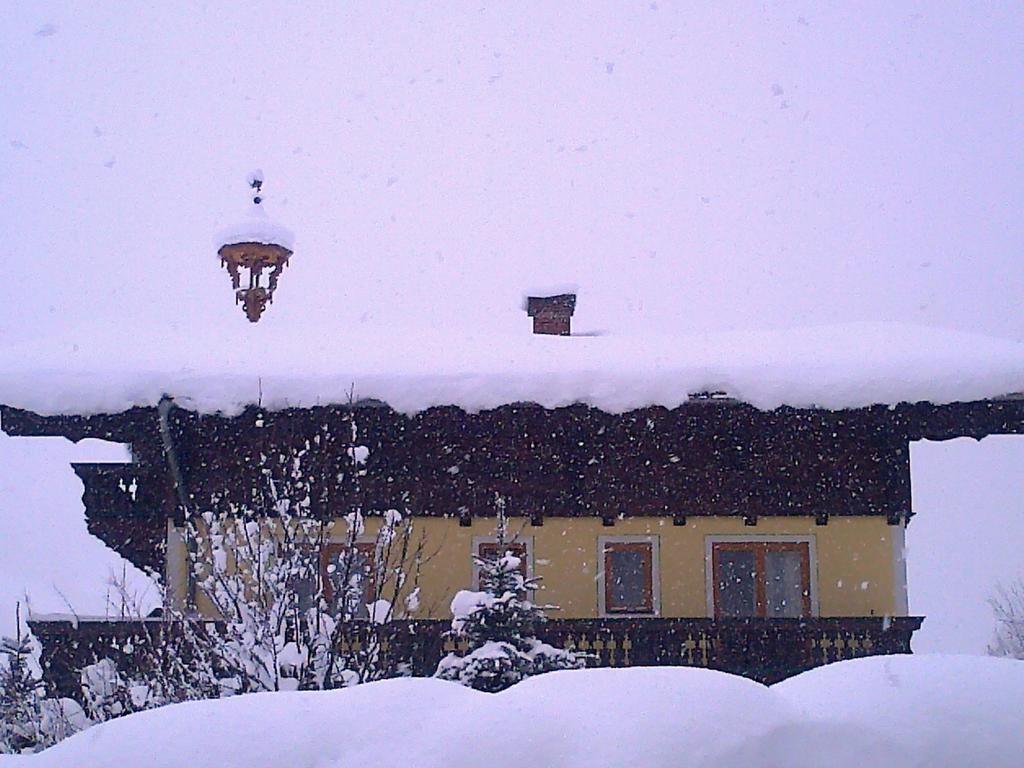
174 408 422 693
435 498 583 691
2 406 429 752
189 507 333 693
187 502 416 693
149 403 421 696
989 577 1024 659
79 659 140 722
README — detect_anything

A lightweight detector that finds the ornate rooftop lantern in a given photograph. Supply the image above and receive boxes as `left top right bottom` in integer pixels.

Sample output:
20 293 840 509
216 172 295 323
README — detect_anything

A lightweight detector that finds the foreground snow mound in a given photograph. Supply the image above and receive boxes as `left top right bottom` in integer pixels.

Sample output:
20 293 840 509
437 668 790 768
768 654 1024 768
0 678 478 768
3 657 1022 767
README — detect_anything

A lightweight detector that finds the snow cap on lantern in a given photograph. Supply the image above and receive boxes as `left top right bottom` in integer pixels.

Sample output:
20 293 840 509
215 170 295 323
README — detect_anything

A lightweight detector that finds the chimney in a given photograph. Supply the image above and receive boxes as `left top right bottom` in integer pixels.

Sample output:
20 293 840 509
525 293 576 336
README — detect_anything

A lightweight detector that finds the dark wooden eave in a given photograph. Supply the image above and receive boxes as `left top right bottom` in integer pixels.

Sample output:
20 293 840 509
3 397 1024 573
0 405 162 444
891 396 1024 441
6 396 1024 445
71 463 166 574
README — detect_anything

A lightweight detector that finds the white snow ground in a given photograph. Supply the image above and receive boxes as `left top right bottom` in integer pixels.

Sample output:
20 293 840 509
1 655 1021 767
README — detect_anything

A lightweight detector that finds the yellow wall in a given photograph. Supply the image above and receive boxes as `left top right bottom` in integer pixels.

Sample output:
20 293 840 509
168 515 904 620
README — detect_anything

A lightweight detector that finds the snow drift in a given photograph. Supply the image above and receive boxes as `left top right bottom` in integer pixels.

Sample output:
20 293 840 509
3 655 1022 767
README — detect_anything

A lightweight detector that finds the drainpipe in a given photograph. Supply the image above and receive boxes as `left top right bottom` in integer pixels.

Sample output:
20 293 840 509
157 395 197 610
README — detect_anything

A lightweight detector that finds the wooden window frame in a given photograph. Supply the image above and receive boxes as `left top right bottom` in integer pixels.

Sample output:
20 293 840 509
598 535 660 617
320 541 377 606
709 539 813 619
471 536 533 591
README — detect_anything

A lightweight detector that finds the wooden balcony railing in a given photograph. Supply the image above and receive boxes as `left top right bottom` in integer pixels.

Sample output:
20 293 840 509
333 616 922 684
30 615 922 699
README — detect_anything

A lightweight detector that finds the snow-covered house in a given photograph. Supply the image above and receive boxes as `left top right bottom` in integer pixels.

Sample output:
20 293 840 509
4 308 1024 692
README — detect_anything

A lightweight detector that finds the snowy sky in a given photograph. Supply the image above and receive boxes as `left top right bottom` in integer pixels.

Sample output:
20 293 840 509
1 2 1022 342
1 3 1023 649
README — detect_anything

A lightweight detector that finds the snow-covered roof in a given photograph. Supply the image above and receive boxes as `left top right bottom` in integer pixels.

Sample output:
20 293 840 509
2 7 1023 420
0 321 1022 417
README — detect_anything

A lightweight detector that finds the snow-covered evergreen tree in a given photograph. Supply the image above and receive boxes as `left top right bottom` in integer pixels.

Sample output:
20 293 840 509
435 496 584 692
0 605 87 754
0 626 44 753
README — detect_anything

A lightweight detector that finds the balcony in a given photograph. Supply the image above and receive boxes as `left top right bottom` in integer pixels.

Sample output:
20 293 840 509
30 615 922 700
339 616 923 685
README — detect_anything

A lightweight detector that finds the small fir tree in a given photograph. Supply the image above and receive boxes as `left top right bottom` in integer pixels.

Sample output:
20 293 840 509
435 496 584 692
0 604 85 754
0 620 44 754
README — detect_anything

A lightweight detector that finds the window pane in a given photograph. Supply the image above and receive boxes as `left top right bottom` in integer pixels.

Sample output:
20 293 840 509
476 543 529 593
325 547 372 619
607 546 651 612
478 543 528 577
716 549 757 617
291 550 319 612
765 548 805 618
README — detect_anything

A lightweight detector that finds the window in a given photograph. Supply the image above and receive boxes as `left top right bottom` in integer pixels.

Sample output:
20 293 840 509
472 537 532 590
599 536 659 616
289 546 322 614
321 542 376 619
710 541 811 618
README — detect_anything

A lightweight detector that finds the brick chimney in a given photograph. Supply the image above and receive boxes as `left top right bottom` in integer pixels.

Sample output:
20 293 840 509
525 293 576 336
